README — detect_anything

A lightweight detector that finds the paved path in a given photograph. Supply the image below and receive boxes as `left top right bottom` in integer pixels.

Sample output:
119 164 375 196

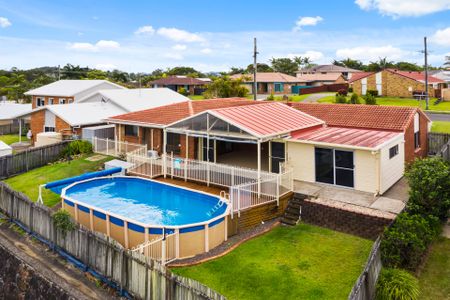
426 112 450 122
302 92 335 102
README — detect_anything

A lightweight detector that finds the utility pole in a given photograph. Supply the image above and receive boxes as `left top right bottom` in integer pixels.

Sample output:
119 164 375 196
253 37 258 101
57 65 61 80
424 37 429 110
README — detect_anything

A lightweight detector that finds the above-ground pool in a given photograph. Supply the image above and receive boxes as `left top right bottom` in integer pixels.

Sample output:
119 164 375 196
61 176 230 259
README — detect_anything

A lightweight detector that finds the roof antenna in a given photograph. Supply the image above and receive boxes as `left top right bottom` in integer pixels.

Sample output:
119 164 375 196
253 37 258 101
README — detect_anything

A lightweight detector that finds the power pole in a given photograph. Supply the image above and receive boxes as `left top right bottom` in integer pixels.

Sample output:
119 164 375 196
253 37 258 101
57 65 61 80
424 37 429 110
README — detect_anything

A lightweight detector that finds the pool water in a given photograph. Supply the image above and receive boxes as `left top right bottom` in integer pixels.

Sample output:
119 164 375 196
64 177 227 226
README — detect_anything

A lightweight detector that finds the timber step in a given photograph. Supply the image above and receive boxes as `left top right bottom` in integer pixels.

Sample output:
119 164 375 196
281 195 306 226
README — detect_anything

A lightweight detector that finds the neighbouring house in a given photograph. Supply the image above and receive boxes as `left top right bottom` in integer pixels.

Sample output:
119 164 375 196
24 80 125 109
349 69 445 98
230 72 304 94
20 88 188 145
0 141 12 157
149 76 208 95
428 70 450 84
289 102 430 162
107 99 408 194
295 73 347 87
0 101 31 126
297 65 362 80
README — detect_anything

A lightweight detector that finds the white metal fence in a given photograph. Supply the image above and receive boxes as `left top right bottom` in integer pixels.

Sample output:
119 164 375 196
92 137 147 157
132 232 178 265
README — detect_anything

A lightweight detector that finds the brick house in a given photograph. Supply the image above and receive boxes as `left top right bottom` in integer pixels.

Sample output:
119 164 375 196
349 69 445 98
296 64 362 80
289 102 430 163
149 76 209 95
295 73 347 87
230 72 304 95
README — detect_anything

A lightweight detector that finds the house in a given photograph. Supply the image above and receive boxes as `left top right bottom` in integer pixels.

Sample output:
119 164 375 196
295 73 347 86
297 65 362 80
24 80 125 109
149 76 208 95
230 72 304 94
288 102 430 162
349 69 445 98
0 102 31 126
107 99 409 195
428 70 450 84
20 88 188 145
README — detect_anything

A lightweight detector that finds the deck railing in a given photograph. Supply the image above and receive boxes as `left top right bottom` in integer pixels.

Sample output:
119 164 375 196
132 232 178 265
92 137 147 157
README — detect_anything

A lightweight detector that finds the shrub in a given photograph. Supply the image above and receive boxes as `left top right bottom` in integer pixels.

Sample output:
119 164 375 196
62 140 93 157
376 268 419 300
52 209 76 237
348 87 353 93
337 88 348 96
364 93 377 105
381 212 437 271
335 94 347 104
178 87 189 96
266 93 275 101
367 89 379 96
405 157 450 220
349 93 361 104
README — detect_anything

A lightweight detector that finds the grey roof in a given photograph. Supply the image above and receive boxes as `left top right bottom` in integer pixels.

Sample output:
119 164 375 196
24 80 124 97
298 65 363 74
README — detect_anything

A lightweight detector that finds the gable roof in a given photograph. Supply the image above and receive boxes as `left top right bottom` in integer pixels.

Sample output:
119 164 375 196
296 73 344 82
24 80 124 97
107 98 263 127
290 126 402 150
0 102 32 120
206 102 324 138
78 88 189 112
348 72 375 83
230 72 301 83
298 65 363 74
289 102 428 131
386 69 445 84
149 76 206 86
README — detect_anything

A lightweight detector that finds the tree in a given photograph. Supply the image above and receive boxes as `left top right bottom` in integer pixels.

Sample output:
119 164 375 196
270 57 300 76
167 66 204 77
228 67 245 75
61 64 88 79
333 58 365 70
203 76 248 98
245 63 273 73
366 57 395 72
394 62 422 71
86 69 108 80
108 69 129 83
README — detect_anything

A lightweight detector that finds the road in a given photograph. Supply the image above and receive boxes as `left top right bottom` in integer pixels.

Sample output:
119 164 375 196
425 112 450 122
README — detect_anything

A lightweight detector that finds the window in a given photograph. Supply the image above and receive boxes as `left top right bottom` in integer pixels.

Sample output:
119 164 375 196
36 97 45 107
274 83 283 92
389 145 399 159
124 125 138 137
166 133 181 155
44 126 55 132
59 98 66 104
270 142 285 173
315 148 354 188
414 132 420 149
48 98 54 105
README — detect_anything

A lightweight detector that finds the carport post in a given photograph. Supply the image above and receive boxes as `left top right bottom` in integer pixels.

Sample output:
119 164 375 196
163 129 167 178
257 139 261 197
18 118 22 143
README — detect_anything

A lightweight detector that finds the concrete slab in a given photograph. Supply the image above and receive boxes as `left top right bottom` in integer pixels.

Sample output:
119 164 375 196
294 181 322 197
382 177 409 202
369 197 405 214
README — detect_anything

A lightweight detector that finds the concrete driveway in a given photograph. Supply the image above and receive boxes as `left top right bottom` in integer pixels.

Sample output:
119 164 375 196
302 92 335 102
426 112 450 122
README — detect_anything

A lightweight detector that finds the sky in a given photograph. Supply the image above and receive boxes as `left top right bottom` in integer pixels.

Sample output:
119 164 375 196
0 0 449 72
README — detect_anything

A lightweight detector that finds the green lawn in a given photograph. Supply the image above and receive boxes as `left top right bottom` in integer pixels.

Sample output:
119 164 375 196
0 134 29 145
3 153 113 207
188 95 205 100
418 237 450 300
172 223 372 300
431 121 450 134
318 96 450 111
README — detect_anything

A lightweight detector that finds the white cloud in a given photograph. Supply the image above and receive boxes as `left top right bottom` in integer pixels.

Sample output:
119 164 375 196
135 25 155 35
172 44 187 51
164 53 184 60
95 63 117 71
430 27 450 46
336 45 408 62
294 16 323 31
287 51 324 62
0 17 11 28
355 0 450 17
157 27 205 43
201 48 212 54
68 40 120 52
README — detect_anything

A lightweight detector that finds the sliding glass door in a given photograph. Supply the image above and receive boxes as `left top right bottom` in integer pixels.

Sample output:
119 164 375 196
315 148 354 188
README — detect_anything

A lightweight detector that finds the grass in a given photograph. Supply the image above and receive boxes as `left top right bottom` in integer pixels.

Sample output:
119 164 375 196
418 237 450 299
3 153 113 207
0 134 29 145
188 95 205 100
317 96 450 111
273 94 311 102
431 121 450 134
172 223 372 300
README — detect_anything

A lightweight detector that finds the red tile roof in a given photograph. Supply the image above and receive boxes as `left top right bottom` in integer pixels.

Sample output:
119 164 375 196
291 126 402 149
288 102 424 131
150 76 207 86
386 69 445 84
107 98 263 126
210 102 324 137
348 72 374 83
230 72 301 83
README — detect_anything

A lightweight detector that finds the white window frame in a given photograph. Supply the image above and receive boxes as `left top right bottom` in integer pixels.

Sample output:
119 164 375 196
48 98 54 105
59 98 66 104
36 97 45 107
43 126 55 132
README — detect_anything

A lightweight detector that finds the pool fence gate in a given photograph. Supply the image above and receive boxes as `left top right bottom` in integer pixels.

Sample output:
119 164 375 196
0 182 226 300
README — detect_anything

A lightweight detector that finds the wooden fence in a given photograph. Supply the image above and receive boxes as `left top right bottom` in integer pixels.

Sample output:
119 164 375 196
0 141 69 179
298 83 349 95
348 237 382 300
428 132 450 156
0 182 225 300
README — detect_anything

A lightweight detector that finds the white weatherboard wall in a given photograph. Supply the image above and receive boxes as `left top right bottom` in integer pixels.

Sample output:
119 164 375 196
353 149 377 193
376 72 382 96
286 142 315 183
379 135 405 194
361 78 367 95
44 110 56 128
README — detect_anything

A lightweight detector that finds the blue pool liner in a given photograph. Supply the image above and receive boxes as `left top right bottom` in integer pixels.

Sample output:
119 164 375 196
45 167 122 195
